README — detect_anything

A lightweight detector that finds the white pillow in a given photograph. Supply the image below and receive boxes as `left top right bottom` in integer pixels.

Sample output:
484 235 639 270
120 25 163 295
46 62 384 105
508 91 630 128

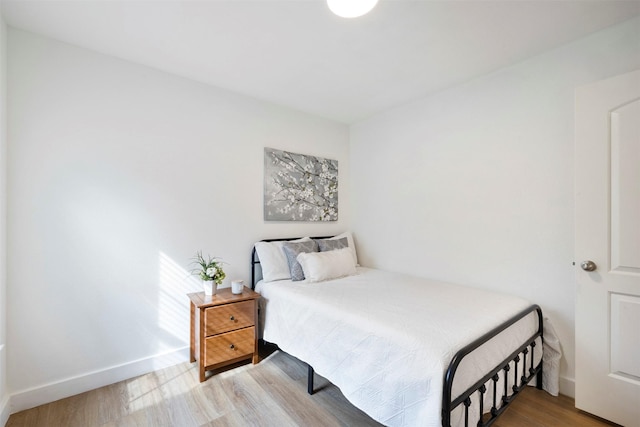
329 231 358 266
255 237 310 282
297 247 356 283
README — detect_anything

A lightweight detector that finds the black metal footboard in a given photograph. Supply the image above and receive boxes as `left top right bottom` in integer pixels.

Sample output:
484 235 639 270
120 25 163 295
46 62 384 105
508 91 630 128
442 304 543 427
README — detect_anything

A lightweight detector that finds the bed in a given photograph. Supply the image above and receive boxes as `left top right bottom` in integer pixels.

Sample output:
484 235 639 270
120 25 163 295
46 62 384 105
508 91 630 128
251 235 549 427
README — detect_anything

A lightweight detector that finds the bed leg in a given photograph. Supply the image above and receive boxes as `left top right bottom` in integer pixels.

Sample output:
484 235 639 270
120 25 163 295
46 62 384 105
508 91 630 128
536 364 543 390
308 364 314 395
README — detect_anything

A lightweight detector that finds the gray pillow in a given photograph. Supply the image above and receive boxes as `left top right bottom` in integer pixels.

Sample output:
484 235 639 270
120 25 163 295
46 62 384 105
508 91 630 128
315 237 349 252
282 240 319 281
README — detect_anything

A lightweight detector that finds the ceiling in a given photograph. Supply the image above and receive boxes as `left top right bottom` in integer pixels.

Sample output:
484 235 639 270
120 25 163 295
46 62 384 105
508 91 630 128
2 0 639 123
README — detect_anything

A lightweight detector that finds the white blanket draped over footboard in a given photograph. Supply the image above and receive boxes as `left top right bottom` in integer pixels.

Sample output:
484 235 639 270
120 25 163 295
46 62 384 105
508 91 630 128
257 267 544 427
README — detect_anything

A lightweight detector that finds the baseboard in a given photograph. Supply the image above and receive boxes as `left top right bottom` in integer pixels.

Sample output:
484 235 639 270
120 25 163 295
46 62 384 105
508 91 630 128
9 346 189 414
0 343 8 426
0 393 10 427
559 375 575 398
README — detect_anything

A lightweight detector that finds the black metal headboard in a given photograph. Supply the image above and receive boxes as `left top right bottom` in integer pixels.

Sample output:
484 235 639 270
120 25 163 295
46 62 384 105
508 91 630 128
251 236 333 289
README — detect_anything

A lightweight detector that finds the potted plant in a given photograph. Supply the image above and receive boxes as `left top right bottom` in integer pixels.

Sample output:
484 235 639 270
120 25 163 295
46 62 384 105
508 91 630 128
192 251 226 296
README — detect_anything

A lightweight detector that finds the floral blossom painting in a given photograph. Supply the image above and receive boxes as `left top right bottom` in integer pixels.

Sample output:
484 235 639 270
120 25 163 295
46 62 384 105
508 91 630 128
264 148 338 221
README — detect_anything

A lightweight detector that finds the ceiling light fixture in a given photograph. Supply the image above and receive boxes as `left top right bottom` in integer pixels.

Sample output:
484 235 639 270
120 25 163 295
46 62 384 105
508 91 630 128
327 0 379 18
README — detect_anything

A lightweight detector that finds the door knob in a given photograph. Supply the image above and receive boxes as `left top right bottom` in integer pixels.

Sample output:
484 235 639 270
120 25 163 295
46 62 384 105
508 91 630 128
580 260 597 272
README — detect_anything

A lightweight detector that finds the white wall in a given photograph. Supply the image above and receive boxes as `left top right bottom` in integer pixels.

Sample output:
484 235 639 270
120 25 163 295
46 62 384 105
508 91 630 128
350 16 640 397
7 29 349 410
0 4 8 426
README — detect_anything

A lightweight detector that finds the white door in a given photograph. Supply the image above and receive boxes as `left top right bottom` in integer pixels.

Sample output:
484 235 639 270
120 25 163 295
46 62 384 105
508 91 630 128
575 69 640 427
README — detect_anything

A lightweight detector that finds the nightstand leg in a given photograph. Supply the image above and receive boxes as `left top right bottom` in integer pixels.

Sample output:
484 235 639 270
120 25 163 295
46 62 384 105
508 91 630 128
252 300 259 364
199 306 206 382
190 301 196 363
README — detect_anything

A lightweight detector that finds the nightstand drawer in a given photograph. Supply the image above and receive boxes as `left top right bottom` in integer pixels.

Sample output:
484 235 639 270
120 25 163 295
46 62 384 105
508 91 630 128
204 327 255 366
204 300 255 335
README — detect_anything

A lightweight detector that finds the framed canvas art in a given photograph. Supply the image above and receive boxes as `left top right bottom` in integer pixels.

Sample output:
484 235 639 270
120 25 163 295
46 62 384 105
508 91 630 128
264 148 338 221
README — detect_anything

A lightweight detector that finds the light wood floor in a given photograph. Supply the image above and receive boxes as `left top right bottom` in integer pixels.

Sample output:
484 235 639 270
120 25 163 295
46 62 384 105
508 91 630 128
7 345 615 427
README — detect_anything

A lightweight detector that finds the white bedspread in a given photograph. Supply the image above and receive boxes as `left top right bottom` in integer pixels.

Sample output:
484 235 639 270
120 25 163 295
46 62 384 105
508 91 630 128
257 267 545 427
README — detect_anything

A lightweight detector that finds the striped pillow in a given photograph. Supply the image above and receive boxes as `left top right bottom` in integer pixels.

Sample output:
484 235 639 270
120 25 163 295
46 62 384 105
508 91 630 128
282 240 319 281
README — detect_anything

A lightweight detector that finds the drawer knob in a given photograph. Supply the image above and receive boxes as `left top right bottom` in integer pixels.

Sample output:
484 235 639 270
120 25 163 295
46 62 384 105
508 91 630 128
229 315 235 321
229 344 235 350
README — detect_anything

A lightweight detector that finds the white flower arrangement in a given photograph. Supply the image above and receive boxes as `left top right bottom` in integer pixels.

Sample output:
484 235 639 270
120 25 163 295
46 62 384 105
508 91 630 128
192 251 226 285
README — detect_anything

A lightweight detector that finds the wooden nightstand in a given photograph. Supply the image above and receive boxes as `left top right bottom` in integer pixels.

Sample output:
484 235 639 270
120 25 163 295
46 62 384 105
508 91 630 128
188 287 260 382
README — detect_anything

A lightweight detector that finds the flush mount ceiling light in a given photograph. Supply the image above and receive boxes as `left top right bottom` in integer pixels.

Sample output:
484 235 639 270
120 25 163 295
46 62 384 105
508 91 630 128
327 0 379 18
